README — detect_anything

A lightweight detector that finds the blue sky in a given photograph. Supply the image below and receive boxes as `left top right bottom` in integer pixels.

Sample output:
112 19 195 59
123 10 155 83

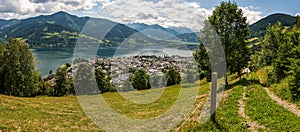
193 0 300 16
0 0 298 30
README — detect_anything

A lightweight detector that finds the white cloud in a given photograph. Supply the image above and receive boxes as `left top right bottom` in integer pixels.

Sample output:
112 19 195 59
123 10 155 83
0 0 102 19
295 13 300 16
0 0 263 29
97 0 262 30
239 6 263 24
97 0 212 31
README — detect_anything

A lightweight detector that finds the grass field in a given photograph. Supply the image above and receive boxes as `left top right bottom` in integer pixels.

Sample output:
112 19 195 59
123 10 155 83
1 73 300 131
0 80 211 131
0 95 102 131
184 85 249 131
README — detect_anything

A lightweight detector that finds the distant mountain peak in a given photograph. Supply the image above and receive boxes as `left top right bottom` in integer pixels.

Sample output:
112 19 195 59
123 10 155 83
52 11 70 15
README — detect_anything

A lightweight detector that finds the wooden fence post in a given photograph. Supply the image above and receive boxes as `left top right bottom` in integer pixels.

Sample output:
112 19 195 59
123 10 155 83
211 72 217 122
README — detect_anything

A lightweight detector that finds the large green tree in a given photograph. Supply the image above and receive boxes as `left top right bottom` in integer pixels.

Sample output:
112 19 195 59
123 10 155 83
194 1 250 84
2 38 41 97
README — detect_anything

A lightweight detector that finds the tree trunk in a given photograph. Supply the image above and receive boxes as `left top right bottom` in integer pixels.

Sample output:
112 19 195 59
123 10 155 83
224 74 228 86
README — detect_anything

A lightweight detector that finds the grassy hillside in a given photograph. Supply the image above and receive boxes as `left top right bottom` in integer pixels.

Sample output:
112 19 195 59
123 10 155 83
245 84 300 131
0 95 102 131
1 74 300 131
0 80 211 131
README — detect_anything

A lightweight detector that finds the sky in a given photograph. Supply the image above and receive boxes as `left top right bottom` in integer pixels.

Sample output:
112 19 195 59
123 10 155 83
0 0 299 31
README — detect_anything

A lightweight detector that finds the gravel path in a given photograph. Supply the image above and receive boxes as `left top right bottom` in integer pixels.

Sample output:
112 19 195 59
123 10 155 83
264 87 300 116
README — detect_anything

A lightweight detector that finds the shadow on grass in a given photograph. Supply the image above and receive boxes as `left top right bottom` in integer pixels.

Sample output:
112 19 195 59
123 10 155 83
226 77 260 90
188 119 228 131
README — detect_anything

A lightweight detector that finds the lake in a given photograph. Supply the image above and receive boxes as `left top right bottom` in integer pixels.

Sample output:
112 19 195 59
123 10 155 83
32 46 197 77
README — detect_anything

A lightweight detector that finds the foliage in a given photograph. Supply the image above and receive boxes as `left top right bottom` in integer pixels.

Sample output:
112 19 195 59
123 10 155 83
130 69 150 90
0 38 41 97
288 60 300 101
194 1 250 84
165 67 181 86
256 66 273 86
53 64 74 96
0 43 4 93
249 52 264 71
73 63 99 95
95 68 115 93
193 43 211 81
269 77 293 102
261 22 285 67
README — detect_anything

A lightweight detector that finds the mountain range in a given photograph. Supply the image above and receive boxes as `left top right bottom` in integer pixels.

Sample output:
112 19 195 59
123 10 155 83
0 12 297 48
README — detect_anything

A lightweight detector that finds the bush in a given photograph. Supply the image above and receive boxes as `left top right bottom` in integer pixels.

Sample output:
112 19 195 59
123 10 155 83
165 67 181 86
130 69 150 90
288 60 300 102
95 68 115 93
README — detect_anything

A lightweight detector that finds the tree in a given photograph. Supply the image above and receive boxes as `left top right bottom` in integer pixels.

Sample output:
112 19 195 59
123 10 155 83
165 67 181 86
288 59 300 102
2 38 41 97
95 68 115 93
54 64 74 96
74 63 99 95
193 43 211 81
261 22 284 66
194 1 250 84
0 43 4 93
286 28 300 101
130 69 150 90
294 16 300 29
269 23 300 82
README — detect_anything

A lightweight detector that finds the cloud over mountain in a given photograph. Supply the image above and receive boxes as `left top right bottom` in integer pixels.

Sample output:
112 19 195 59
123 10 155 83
0 0 263 30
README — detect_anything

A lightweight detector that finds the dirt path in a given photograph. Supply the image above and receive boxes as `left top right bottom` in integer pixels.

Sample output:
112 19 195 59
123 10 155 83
264 87 300 116
238 87 265 132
